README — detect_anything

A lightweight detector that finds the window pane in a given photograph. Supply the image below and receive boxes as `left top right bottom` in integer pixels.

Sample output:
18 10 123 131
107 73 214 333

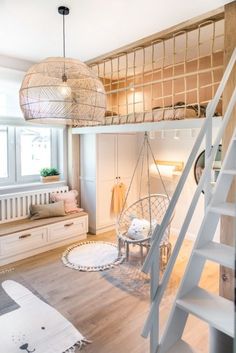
0 126 8 178
20 127 51 176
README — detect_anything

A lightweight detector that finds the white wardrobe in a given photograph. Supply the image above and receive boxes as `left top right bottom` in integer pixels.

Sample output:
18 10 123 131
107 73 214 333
80 133 138 234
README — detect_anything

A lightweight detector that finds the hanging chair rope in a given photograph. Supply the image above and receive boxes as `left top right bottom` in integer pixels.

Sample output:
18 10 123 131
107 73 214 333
117 132 172 266
139 143 145 199
118 136 146 224
146 133 153 233
118 131 170 228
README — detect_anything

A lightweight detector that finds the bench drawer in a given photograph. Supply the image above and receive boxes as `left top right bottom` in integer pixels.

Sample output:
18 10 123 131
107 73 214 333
48 216 87 243
0 228 47 256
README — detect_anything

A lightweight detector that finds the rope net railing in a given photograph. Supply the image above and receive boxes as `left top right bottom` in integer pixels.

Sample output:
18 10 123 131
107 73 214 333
87 19 224 127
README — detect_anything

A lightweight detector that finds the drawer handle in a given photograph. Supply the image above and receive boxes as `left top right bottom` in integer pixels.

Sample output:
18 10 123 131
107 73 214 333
64 222 74 227
19 234 31 239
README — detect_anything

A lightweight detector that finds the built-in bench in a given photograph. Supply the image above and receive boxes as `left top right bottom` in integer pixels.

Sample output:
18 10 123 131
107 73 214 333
0 187 88 266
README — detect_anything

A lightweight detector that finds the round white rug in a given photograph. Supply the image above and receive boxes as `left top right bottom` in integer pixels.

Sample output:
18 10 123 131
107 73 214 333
62 241 124 272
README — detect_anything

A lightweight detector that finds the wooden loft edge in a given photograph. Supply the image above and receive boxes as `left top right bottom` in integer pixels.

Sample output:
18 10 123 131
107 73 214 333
72 116 222 135
86 6 224 65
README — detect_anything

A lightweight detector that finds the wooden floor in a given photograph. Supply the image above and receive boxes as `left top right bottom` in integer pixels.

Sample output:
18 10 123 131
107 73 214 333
0 231 219 353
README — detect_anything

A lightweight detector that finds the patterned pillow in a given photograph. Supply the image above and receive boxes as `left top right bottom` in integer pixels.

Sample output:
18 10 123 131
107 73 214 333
50 190 82 214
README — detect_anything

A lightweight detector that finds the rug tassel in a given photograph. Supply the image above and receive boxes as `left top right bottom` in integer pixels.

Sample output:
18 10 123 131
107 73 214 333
0 267 15 275
62 338 91 353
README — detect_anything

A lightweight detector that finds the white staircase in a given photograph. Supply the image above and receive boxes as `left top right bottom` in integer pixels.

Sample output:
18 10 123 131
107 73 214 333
141 48 236 353
157 131 235 353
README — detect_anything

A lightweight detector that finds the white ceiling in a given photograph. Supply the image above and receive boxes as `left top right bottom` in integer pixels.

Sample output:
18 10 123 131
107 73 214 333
0 0 230 64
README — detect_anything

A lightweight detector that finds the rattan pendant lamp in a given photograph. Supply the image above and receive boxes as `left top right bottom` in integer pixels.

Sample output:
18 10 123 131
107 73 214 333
19 6 106 126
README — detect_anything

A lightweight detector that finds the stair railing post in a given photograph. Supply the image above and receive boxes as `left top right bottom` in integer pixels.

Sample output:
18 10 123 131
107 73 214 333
205 107 213 208
150 241 159 353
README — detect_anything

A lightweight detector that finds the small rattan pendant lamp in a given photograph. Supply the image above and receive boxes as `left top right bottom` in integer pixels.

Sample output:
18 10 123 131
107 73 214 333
19 6 106 126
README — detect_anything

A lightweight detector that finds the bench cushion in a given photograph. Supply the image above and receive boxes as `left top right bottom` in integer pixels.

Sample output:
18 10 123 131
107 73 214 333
0 212 88 237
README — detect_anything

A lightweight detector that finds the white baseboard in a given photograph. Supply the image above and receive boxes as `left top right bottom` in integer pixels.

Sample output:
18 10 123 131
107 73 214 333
89 224 115 235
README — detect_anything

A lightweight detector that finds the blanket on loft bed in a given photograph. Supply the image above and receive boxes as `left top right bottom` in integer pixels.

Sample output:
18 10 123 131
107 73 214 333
104 102 220 125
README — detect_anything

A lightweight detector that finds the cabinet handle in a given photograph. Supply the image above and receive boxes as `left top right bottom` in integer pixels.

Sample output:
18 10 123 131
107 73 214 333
19 234 31 239
64 222 74 227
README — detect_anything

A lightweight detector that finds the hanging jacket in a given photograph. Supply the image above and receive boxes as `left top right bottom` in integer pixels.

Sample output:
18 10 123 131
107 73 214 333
110 182 126 216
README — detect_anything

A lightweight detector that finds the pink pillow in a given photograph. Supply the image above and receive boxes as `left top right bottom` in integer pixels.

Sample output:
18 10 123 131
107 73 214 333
50 190 82 214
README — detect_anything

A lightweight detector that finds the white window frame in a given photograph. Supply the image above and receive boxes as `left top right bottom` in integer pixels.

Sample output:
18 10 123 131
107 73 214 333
0 124 66 187
15 127 59 183
0 126 15 186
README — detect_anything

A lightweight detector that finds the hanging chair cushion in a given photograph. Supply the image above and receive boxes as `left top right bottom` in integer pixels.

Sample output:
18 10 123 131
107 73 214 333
127 218 158 240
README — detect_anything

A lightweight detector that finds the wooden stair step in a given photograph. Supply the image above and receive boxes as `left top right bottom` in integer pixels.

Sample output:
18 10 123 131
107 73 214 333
177 287 234 337
194 241 234 269
210 202 236 217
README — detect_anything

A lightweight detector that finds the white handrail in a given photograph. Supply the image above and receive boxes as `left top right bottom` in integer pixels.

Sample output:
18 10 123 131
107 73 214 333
142 86 236 338
142 47 236 349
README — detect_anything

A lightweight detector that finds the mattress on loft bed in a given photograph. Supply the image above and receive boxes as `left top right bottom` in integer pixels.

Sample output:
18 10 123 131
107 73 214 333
104 103 203 125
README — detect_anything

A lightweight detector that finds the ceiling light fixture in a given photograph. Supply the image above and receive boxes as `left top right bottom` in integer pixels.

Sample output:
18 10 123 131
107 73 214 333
19 6 106 126
191 129 196 138
129 83 135 91
149 131 155 140
174 130 180 140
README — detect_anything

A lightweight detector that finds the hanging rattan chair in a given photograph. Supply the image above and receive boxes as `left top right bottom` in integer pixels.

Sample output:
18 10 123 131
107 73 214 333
116 132 173 269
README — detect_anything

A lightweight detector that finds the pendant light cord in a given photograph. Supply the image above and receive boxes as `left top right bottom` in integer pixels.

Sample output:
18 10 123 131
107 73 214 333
62 11 66 81
63 12 66 58
58 6 69 82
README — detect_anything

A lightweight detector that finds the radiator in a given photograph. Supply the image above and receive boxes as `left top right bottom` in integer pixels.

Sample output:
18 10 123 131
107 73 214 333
0 186 69 223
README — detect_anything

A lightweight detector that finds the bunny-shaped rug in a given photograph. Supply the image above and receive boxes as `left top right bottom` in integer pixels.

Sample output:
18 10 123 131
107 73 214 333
0 280 89 353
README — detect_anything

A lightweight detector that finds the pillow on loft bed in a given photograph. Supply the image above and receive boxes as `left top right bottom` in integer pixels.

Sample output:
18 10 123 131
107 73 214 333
152 102 220 120
29 201 66 220
50 190 83 214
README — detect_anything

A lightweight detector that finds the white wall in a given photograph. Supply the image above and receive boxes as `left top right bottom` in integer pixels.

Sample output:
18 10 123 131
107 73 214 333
137 128 220 240
0 66 25 118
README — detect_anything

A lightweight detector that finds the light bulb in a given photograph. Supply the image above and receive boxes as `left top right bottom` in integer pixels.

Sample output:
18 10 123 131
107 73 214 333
59 84 71 98
149 131 155 140
129 83 135 91
174 130 180 140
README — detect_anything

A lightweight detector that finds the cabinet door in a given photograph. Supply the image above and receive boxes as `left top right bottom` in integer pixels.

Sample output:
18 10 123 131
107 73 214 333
97 179 116 229
117 134 137 178
97 134 116 229
117 134 138 205
97 134 116 181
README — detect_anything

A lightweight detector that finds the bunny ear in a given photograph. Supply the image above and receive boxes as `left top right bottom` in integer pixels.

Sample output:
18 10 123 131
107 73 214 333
2 280 41 307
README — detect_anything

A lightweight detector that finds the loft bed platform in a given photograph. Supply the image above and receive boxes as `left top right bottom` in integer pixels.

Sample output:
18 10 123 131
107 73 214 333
78 17 225 135
72 116 222 134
